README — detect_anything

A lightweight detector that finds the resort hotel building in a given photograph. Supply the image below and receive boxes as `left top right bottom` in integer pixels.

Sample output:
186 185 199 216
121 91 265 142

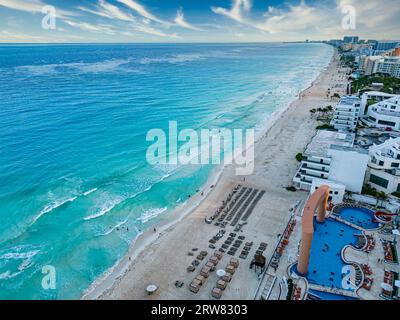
365 137 400 194
361 95 400 131
330 96 361 131
293 130 369 202
360 91 395 116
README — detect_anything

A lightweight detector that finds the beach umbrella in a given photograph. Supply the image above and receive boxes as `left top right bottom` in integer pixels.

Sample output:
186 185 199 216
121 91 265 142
146 284 158 295
395 280 400 288
216 269 226 278
381 283 393 292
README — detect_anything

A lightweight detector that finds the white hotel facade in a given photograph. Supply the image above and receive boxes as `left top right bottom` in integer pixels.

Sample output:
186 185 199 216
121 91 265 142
361 95 400 131
293 130 369 202
366 137 400 194
330 96 361 131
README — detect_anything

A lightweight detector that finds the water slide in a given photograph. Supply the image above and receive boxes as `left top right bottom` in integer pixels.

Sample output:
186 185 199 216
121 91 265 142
374 211 397 224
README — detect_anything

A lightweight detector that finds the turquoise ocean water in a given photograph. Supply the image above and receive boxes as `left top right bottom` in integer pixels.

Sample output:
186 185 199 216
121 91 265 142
0 43 333 299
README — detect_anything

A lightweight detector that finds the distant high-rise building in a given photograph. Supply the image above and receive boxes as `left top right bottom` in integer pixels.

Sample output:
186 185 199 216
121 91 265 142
375 41 399 51
343 36 359 44
376 57 400 78
363 56 384 75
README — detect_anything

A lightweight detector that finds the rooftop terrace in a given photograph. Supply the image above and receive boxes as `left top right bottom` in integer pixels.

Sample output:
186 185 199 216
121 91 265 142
305 130 355 157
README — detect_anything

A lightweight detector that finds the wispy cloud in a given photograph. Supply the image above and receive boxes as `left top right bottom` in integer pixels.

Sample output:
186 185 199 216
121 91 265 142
64 20 116 35
211 0 400 40
211 0 252 24
134 24 179 38
117 0 166 25
174 8 203 31
78 0 135 22
0 0 76 19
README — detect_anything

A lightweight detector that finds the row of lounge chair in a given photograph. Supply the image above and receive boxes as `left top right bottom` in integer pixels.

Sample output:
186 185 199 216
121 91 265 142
211 259 239 299
361 264 373 276
274 219 296 261
365 235 376 253
381 270 395 299
187 250 208 273
205 185 242 225
382 241 395 263
362 276 373 291
189 251 222 294
291 286 302 300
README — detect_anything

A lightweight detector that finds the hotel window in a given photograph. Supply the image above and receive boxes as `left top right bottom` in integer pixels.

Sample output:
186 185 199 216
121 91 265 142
397 184 400 193
391 163 399 168
369 174 389 188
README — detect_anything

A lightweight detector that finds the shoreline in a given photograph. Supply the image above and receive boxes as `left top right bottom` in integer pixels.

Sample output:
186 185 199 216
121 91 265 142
82 46 337 300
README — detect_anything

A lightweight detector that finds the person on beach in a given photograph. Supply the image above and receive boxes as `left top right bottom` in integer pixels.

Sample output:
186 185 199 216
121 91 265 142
154 227 157 233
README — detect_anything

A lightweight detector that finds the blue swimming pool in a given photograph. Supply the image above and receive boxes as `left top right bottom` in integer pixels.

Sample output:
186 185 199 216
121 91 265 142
338 206 379 230
298 218 362 291
308 289 358 300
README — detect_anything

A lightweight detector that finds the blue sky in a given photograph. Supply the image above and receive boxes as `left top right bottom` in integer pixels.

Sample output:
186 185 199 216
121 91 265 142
0 0 399 42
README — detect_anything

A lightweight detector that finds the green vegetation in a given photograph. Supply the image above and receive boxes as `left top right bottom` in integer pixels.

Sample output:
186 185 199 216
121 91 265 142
351 75 400 94
362 185 388 206
286 279 294 300
362 184 380 197
295 153 303 162
367 99 378 107
332 93 341 99
310 106 333 118
286 186 297 192
340 55 356 68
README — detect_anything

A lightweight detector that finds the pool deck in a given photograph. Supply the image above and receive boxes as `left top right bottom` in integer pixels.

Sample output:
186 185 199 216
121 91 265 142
263 202 400 300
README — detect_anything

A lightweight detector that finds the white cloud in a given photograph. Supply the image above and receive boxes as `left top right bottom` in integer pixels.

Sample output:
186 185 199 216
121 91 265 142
211 0 252 23
211 0 400 40
0 0 76 19
117 0 166 25
64 20 116 35
134 24 179 39
174 9 203 31
78 0 135 22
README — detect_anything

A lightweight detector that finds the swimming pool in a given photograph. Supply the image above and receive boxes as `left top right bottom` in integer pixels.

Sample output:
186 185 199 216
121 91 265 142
337 206 379 230
308 289 358 300
303 218 361 290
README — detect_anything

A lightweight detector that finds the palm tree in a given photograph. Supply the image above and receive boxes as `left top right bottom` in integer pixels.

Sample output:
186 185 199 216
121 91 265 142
344 191 353 201
376 191 388 208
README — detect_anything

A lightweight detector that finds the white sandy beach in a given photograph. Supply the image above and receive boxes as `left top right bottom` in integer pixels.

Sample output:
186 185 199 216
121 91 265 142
83 47 349 300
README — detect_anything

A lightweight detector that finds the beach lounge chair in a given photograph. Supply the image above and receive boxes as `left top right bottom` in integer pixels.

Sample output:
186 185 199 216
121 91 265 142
217 280 227 290
189 280 201 294
195 275 206 285
187 266 195 272
211 287 223 299
210 256 219 266
206 261 216 271
214 251 223 260
226 265 236 275
222 274 232 282
197 254 205 261
230 258 239 268
201 266 211 278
